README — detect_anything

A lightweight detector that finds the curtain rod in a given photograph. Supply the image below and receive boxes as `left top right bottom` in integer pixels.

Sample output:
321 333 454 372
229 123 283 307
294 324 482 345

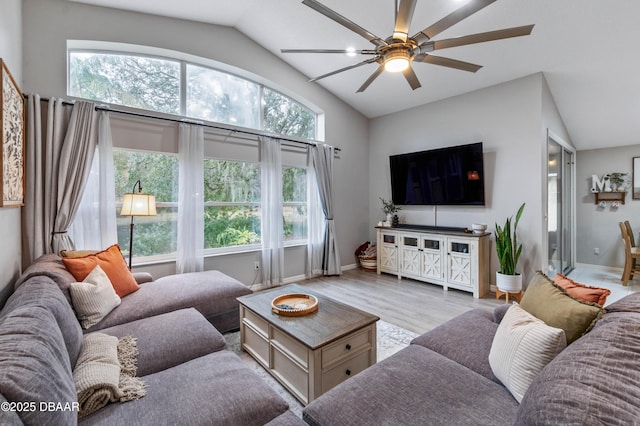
25 95 341 153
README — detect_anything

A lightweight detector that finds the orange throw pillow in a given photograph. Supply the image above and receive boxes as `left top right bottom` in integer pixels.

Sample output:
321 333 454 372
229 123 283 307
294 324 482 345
553 273 610 306
62 244 140 297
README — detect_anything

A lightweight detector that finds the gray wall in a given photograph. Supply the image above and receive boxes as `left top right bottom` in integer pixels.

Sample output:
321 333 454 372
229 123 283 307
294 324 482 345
576 145 640 268
0 0 23 305
369 74 571 286
22 0 370 283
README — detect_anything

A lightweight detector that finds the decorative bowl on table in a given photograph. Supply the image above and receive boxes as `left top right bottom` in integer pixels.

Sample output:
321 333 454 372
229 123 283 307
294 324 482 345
271 293 319 316
471 223 488 234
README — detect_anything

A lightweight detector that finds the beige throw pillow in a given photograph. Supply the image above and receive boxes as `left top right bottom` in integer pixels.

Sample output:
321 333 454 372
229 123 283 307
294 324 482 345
70 265 121 329
489 304 566 403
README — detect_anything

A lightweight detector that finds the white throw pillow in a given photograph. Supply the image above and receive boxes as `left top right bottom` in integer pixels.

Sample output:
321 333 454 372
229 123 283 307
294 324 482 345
489 304 566 403
69 265 121 329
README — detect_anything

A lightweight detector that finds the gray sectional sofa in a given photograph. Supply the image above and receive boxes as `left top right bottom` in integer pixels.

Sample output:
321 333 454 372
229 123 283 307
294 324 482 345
0 254 305 425
303 292 640 425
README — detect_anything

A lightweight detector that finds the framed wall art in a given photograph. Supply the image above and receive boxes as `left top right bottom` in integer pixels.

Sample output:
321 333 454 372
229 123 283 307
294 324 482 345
1 58 24 207
633 157 640 200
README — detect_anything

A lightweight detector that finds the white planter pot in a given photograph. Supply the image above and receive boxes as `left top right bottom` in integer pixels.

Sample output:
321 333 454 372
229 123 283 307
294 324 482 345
496 272 522 293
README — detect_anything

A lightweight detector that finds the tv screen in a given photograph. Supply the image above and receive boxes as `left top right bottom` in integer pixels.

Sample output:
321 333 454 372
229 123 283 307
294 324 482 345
390 142 485 206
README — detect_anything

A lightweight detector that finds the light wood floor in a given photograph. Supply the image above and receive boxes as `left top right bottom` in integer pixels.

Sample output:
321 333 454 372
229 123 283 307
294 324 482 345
297 268 503 335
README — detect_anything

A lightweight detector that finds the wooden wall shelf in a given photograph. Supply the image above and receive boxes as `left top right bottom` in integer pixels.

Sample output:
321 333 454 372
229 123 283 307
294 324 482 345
593 191 626 205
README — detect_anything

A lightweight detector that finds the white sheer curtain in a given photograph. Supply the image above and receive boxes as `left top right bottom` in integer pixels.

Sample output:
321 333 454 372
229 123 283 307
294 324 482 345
260 136 284 286
306 150 325 277
68 111 117 250
309 143 341 275
176 123 205 273
22 96 99 265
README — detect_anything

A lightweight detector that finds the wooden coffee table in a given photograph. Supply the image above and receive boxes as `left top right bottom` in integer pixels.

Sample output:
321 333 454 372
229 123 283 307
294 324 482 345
237 284 379 405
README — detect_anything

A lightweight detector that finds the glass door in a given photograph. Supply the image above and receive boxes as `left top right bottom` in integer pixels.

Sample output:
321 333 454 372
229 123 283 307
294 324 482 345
547 135 575 276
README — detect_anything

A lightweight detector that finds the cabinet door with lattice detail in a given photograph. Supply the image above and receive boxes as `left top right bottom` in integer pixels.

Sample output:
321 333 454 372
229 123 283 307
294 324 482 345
379 231 398 273
400 235 421 277
420 237 444 281
447 239 474 288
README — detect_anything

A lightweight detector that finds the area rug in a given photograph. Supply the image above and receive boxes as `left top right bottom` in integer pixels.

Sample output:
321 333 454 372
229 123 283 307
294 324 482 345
223 320 418 418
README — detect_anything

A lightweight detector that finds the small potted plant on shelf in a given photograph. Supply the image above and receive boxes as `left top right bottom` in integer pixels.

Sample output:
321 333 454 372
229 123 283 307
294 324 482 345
609 172 628 191
380 198 401 226
495 203 525 293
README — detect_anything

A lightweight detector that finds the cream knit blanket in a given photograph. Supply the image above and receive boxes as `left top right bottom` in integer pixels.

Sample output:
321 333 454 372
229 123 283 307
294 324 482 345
73 333 146 418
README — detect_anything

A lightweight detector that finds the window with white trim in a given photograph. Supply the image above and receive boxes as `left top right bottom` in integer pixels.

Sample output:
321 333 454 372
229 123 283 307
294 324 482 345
203 158 261 250
71 48 316 262
114 150 178 260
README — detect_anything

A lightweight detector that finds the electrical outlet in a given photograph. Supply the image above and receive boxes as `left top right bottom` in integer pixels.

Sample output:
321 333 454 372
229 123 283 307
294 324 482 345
254 261 260 270
594 247 600 255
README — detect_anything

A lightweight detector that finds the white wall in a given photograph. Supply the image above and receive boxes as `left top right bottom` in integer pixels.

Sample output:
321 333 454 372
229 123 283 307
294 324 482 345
22 0 370 283
576 145 640 268
0 0 23 305
369 75 549 286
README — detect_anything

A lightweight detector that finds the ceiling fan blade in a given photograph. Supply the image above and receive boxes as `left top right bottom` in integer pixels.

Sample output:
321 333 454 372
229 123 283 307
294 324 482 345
302 0 387 47
412 0 497 44
415 54 482 73
310 58 379 82
281 49 377 54
402 66 421 90
431 25 535 50
356 65 385 93
393 0 417 42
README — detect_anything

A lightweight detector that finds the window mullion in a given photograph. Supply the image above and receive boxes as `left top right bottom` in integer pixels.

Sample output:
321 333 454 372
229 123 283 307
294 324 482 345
180 61 187 116
259 84 265 131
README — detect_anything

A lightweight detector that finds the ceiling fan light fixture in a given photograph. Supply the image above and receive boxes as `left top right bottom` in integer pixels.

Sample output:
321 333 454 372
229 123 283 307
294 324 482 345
384 50 410 72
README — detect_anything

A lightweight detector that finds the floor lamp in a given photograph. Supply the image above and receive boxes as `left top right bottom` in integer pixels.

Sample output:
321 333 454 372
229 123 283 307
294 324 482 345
120 180 157 270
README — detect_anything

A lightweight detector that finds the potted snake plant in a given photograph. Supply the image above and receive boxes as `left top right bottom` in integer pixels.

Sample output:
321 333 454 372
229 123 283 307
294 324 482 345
495 203 525 293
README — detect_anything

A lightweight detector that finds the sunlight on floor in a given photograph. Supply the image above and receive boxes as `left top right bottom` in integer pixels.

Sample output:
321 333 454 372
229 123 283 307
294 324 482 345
567 266 640 306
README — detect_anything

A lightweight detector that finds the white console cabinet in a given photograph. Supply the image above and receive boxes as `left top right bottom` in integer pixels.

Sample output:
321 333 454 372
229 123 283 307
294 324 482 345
376 226 490 298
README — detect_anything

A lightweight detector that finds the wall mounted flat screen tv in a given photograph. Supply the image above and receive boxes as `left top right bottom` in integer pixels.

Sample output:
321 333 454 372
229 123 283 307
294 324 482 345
390 142 485 206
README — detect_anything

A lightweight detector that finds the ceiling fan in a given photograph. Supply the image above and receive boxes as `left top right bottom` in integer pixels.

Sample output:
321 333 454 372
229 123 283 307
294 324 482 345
282 0 534 92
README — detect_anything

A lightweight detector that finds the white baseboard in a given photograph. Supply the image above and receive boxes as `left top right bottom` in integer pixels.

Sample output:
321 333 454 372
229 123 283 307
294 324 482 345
575 262 623 273
249 263 357 291
249 272 318 291
283 273 309 284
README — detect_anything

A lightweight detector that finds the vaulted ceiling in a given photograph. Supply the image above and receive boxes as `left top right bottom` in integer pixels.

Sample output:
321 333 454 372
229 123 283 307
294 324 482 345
68 0 640 151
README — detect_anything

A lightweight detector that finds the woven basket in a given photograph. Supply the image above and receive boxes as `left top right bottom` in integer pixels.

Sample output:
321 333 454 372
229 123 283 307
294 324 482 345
359 257 377 270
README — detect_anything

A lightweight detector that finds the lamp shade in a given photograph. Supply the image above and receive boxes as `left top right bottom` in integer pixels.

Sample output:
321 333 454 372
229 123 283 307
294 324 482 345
120 193 157 216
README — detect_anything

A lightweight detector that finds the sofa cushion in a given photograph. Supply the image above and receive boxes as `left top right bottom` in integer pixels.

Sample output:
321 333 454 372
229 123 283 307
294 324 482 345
516 298 640 424
86 270 251 332
489 305 566 403
70 265 122 329
602 291 640 315
519 272 604 344
264 410 306 425
78 350 291 426
303 345 518 426
411 308 499 382
553 273 611 306
15 254 77 304
492 303 511 323
98 308 227 376
0 306 78 425
62 244 140 297
2 275 84 368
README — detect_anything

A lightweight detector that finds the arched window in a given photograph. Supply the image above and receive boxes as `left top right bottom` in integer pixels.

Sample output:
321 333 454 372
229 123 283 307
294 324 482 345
68 46 317 262
68 50 317 139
